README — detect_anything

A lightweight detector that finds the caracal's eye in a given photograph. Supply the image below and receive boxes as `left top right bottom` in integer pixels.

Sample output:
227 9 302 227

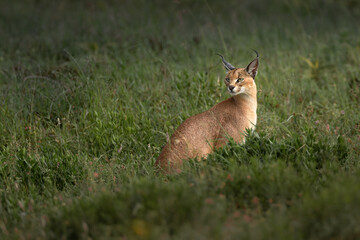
225 78 230 83
236 78 244 83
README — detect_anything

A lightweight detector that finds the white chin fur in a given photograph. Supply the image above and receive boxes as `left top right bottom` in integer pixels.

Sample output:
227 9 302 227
229 87 245 96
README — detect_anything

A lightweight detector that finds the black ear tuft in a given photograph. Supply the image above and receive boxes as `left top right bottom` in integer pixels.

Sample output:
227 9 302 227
217 53 236 71
246 50 259 79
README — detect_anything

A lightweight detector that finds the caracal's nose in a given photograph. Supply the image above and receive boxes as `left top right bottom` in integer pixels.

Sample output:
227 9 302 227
228 85 235 91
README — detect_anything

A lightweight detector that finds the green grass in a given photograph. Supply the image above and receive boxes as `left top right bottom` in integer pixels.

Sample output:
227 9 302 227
0 0 360 239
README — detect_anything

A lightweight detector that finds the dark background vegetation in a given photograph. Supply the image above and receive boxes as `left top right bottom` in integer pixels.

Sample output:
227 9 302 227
0 0 360 239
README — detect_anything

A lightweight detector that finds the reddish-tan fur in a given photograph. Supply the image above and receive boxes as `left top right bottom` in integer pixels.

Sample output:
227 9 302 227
156 54 259 173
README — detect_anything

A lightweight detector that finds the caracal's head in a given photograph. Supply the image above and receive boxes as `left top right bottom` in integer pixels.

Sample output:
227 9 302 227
218 51 259 96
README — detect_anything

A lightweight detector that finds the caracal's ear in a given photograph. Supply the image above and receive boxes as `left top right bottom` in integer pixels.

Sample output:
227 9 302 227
217 54 236 71
246 50 259 79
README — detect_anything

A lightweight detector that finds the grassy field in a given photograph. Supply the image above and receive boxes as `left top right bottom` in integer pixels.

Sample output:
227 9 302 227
0 0 360 239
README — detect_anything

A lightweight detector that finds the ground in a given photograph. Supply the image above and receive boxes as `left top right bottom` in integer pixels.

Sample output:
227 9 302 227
0 0 360 239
